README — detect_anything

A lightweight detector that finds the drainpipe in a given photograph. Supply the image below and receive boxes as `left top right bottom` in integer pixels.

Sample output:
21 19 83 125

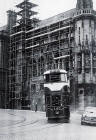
82 51 85 83
90 51 93 82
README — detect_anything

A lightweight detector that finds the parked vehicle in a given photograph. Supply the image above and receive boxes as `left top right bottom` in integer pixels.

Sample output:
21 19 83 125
81 107 96 125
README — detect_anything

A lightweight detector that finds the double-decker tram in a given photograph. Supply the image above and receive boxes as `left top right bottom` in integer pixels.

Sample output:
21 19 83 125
44 69 70 122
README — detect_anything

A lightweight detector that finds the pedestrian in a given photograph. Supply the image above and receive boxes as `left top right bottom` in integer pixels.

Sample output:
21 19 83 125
35 103 37 112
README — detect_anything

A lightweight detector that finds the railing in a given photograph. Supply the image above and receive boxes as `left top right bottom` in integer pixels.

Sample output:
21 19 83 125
74 9 96 17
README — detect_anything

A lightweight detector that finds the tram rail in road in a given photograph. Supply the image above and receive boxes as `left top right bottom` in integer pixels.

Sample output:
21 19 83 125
0 109 96 140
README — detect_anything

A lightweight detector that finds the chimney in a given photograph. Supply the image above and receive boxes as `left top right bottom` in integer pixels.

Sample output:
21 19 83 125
7 10 17 32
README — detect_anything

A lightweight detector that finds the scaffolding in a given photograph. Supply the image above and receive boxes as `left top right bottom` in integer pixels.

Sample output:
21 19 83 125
26 18 74 71
8 0 76 110
9 0 39 109
25 17 75 110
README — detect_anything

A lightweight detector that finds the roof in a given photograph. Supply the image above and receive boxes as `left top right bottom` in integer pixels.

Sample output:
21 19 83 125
37 8 76 28
0 26 7 31
44 69 67 75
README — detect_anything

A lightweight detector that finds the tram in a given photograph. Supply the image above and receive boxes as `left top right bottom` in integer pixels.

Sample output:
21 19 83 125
44 69 70 122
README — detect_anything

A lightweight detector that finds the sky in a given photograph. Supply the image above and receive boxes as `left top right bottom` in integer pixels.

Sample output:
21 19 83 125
0 0 96 27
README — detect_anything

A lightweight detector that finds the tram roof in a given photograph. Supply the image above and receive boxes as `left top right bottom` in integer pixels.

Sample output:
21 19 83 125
44 69 67 75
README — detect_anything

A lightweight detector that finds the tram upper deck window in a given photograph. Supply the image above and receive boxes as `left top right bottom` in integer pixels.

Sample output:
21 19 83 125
50 73 60 82
44 74 50 82
44 72 67 83
61 73 67 82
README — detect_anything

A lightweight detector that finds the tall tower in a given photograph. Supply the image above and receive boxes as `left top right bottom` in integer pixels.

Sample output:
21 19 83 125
16 0 38 29
76 0 93 9
74 0 96 108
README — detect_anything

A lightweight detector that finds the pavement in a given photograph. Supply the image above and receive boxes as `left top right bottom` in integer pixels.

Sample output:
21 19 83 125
0 109 96 140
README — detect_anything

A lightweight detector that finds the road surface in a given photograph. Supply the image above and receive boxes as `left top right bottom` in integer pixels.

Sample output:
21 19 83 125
0 109 96 140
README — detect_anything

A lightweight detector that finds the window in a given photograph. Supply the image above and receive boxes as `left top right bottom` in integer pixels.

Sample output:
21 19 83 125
44 74 49 82
79 27 80 34
33 59 37 77
50 73 60 82
31 84 36 93
40 83 44 90
79 27 81 43
89 20 91 27
44 73 60 82
85 68 90 73
86 35 88 40
61 74 67 82
44 73 67 83
82 20 84 28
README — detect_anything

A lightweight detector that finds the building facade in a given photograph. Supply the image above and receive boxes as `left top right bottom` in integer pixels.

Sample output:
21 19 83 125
0 27 9 108
0 10 17 108
9 0 96 110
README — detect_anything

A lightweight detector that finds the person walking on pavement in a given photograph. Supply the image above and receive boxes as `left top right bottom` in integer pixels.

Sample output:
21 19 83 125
35 102 37 112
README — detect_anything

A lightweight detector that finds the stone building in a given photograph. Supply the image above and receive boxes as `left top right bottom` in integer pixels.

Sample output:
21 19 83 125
0 27 9 108
9 0 96 110
0 10 17 108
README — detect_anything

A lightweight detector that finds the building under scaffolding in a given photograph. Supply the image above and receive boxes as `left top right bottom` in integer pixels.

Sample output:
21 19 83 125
9 0 96 110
